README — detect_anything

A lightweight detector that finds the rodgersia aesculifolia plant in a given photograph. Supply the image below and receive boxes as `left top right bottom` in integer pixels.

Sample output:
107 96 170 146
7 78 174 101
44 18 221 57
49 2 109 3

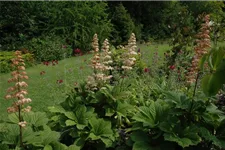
86 34 113 90
5 50 31 147
122 33 138 71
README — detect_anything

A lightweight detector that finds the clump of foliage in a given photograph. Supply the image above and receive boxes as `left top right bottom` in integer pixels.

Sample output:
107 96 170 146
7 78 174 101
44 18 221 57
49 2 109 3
22 35 72 62
49 2 112 51
0 51 34 73
0 2 112 52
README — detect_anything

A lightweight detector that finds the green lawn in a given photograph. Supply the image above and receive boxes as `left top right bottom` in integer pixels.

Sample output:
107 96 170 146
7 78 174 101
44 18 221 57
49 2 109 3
0 54 93 121
0 42 206 121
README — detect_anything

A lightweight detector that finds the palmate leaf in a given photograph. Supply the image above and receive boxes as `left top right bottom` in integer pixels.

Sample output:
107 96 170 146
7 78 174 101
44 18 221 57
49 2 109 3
131 131 159 150
40 125 60 146
116 101 133 117
23 126 43 147
48 105 66 113
199 127 225 149
51 141 68 150
8 113 19 124
133 101 159 128
163 125 201 148
23 112 48 127
130 130 149 143
132 141 154 150
24 125 60 147
163 91 190 110
1 123 19 145
88 118 114 147
64 105 94 129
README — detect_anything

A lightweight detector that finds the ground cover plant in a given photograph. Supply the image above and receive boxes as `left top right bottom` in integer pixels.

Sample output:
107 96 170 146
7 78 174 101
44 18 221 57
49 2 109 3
1 1 225 150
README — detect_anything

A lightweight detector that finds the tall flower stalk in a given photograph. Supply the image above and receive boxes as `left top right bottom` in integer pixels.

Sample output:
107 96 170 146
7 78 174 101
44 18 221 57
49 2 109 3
186 14 211 85
87 34 113 90
122 33 137 71
5 51 31 148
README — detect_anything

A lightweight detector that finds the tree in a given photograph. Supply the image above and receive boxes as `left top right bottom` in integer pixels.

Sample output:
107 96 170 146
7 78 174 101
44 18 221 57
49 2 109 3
109 3 135 46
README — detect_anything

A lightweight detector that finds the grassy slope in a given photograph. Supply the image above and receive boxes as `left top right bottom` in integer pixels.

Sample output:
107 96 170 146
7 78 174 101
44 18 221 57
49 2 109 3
0 43 177 121
0 54 92 121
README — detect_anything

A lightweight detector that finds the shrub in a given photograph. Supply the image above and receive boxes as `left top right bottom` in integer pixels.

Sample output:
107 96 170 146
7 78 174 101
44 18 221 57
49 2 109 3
22 35 72 62
0 51 34 73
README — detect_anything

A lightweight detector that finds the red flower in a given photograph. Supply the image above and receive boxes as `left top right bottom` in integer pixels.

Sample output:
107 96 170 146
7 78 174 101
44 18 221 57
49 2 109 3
57 79 63 84
74 48 81 54
144 68 150 73
169 65 175 70
43 61 49 66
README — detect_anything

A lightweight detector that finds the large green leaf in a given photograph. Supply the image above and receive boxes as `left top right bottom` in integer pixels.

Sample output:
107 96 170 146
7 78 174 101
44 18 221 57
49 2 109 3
88 118 114 147
39 126 60 146
202 73 223 97
202 50 225 96
199 127 225 149
51 141 68 150
130 131 149 143
1 124 19 145
44 145 53 150
132 141 153 150
116 101 133 117
211 47 225 70
89 118 113 138
163 91 190 110
132 101 158 128
67 145 80 150
48 105 66 113
164 125 201 148
8 113 19 124
23 126 43 147
23 112 48 127
64 105 94 130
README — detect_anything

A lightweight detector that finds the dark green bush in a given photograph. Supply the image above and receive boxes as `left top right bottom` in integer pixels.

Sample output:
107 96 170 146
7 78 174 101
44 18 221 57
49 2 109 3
110 3 135 46
0 51 34 73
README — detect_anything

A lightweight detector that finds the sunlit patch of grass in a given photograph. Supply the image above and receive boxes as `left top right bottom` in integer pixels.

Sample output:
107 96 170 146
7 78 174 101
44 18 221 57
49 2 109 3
0 54 92 121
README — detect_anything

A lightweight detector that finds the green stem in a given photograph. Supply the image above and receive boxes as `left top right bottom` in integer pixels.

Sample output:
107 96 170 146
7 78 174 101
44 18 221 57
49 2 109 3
189 71 200 113
18 105 23 148
17 69 24 148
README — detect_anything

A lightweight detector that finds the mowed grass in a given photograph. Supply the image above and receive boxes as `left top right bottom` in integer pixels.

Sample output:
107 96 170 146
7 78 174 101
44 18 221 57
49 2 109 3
0 54 93 121
0 42 180 121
